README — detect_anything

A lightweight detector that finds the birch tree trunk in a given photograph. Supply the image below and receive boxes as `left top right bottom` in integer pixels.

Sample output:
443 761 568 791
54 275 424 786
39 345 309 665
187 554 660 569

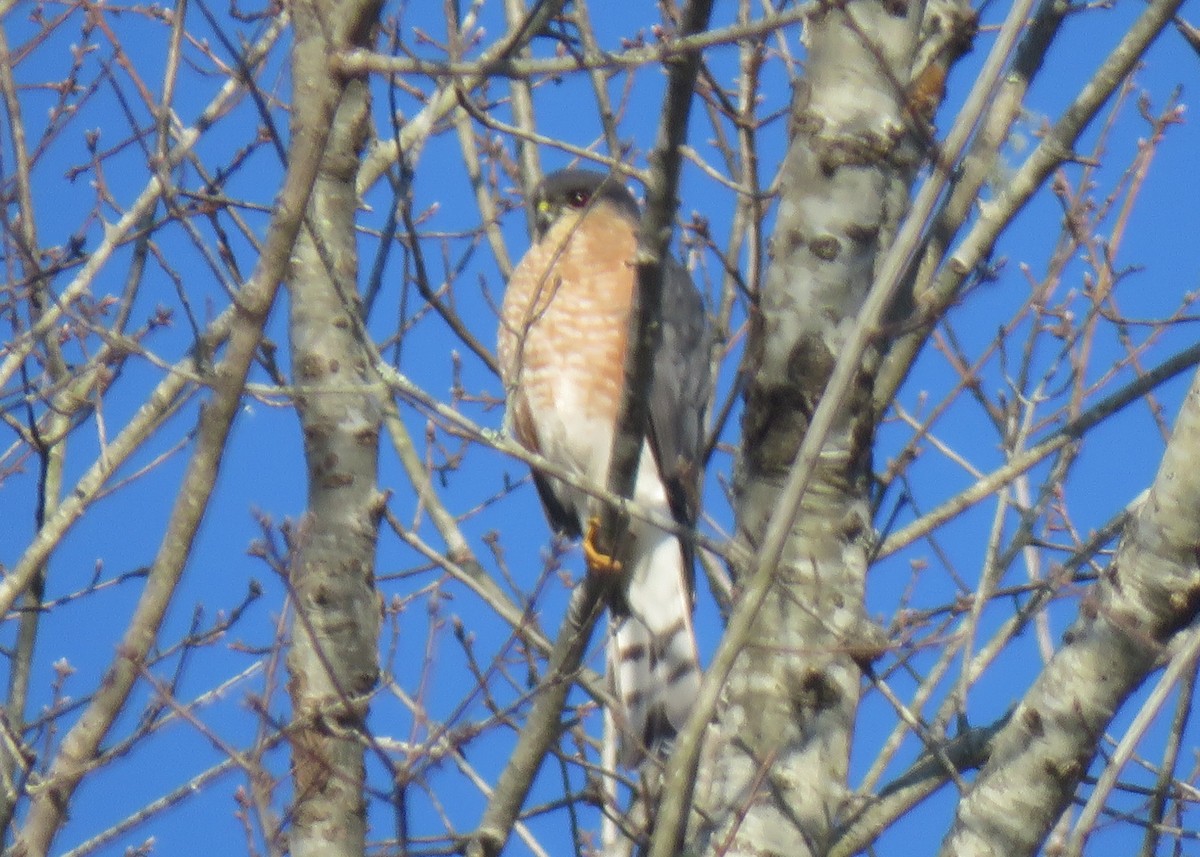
690 2 955 853
938 370 1200 857
285 2 384 855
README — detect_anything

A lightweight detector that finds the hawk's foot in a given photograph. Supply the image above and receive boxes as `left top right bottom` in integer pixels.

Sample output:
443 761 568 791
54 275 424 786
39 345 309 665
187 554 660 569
584 516 623 576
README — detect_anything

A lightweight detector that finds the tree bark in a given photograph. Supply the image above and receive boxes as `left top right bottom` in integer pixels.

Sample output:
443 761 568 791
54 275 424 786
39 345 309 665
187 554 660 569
938 316 1200 857
285 2 385 856
692 2 927 853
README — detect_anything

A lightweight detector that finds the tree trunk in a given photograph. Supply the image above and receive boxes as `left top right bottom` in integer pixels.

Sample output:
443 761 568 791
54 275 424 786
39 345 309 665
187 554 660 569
285 2 385 855
692 2 929 853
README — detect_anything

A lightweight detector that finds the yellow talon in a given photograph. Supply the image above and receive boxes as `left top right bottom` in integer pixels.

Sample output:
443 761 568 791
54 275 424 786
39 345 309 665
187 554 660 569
584 516 623 576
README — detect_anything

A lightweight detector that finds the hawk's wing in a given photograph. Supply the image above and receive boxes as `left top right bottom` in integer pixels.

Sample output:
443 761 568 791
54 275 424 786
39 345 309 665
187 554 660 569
646 258 710 568
531 470 583 539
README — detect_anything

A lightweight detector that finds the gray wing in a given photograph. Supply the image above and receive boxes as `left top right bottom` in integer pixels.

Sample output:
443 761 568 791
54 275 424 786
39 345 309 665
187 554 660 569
531 471 583 539
647 258 711 569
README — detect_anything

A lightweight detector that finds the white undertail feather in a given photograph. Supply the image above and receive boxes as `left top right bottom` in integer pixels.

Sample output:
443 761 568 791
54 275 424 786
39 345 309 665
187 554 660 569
609 526 701 768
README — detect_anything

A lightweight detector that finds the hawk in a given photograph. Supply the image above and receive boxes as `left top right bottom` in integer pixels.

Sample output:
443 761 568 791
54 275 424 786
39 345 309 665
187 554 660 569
498 169 710 766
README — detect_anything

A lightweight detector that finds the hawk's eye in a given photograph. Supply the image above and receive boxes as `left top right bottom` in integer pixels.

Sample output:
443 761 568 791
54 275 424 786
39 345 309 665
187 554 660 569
565 189 591 208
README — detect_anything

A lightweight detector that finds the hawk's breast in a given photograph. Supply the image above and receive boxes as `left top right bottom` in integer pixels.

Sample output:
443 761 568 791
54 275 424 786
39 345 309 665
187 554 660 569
499 205 638 495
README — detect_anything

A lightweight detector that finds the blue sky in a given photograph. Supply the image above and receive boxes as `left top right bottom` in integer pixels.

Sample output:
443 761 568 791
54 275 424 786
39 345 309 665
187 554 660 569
3 1 1200 854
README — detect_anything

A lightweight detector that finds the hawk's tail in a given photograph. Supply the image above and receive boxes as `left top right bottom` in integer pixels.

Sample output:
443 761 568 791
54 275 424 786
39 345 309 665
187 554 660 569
608 529 701 768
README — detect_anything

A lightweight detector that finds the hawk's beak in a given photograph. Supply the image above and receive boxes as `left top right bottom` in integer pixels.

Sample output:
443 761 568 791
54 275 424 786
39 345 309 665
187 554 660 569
534 199 554 237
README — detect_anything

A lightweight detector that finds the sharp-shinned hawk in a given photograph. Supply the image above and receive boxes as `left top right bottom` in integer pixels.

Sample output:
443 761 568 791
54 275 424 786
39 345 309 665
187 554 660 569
498 168 710 766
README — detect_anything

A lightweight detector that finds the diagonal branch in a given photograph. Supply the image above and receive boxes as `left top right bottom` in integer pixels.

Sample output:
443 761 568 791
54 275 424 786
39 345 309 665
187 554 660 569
355 0 570 194
938 362 1200 856
10 16 339 852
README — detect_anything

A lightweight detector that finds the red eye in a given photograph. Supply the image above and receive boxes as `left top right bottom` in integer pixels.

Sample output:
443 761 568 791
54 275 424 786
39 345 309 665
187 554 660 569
566 189 591 208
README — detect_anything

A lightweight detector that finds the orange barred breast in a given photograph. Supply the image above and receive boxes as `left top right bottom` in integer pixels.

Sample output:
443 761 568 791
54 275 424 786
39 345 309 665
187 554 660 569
499 204 638 467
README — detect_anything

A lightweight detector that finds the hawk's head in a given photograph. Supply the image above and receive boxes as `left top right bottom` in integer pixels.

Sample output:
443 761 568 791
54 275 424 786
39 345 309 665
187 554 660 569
532 169 640 239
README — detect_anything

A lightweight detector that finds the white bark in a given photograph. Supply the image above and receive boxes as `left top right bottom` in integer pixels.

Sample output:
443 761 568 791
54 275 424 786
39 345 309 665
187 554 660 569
691 1 927 853
939 368 1200 856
